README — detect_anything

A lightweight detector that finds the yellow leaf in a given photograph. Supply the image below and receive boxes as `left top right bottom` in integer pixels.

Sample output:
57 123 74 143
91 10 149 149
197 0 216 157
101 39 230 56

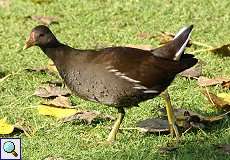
37 105 77 119
217 93 230 104
0 117 14 134
47 59 58 73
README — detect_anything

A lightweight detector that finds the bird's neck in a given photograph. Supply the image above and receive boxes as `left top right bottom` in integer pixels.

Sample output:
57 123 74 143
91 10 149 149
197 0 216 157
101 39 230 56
40 42 66 61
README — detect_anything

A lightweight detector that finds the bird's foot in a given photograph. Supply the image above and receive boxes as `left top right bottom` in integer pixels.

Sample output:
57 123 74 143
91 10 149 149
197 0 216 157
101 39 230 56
169 123 180 143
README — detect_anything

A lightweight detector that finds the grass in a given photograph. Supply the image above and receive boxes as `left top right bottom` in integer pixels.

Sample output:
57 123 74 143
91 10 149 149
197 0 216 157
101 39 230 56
0 0 229 159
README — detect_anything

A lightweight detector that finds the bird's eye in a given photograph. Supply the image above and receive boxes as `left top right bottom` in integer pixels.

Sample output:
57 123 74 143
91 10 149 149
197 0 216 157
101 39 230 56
39 33 45 37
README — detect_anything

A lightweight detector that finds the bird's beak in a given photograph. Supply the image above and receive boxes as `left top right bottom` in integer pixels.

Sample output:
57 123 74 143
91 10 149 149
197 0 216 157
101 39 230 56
23 32 36 50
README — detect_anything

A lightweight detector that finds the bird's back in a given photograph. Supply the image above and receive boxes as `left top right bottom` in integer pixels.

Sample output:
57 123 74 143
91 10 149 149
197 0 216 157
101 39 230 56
52 46 196 107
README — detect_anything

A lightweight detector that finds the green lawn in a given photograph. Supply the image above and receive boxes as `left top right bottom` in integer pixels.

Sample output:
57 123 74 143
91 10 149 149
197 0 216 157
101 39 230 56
0 0 229 159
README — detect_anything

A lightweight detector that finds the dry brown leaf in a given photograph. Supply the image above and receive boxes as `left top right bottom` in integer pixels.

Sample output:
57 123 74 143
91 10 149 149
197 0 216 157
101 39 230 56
43 80 63 86
222 81 230 89
62 110 115 124
34 84 71 98
125 44 153 51
25 63 58 74
211 44 230 57
14 118 36 137
0 117 35 137
159 107 229 129
136 118 169 133
27 15 59 25
25 67 50 73
154 31 216 49
153 32 174 45
216 144 230 155
203 90 230 110
179 62 202 78
42 96 74 109
198 76 230 87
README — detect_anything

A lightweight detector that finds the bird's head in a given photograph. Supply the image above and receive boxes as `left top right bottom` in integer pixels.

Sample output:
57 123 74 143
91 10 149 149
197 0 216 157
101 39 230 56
23 25 58 50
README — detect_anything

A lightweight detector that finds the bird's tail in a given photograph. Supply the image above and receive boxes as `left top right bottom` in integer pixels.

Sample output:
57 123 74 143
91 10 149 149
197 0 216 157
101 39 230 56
151 25 193 61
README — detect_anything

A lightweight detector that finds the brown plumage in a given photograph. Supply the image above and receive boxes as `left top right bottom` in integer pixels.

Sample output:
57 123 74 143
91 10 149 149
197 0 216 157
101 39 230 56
24 25 197 142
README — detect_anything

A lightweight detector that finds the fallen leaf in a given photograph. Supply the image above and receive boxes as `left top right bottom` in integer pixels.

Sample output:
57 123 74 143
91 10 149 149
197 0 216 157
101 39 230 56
0 117 14 134
159 107 230 129
179 62 202 78
203 90 230 110
14 118 36 137
222 81 230 89
125 44 153 51
153 32 192 47
0 0 10 8
62 110 115 124
25 67 50 73
37 105 77 119
153 32 174 45
215 144 230 155
211 44 230 57
42 96 74 109
26 15 59 25
34 84 71 98
25 63 58 74
47 59 58 72
154 31 220 50
217 93 230 104
0 117 35 137
26 60 58 74
43 80 63 86
136 118 169 133
198 76 230 87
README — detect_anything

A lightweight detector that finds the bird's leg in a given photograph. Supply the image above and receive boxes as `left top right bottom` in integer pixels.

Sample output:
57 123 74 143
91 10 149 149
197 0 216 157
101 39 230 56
161 90 179 139
107 107 125 143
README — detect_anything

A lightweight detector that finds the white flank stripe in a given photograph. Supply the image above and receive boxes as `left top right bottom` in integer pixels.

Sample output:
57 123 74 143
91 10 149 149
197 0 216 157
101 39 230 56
106 66 159 94
108 69 119 73
120 75 140 83
143 90 159 93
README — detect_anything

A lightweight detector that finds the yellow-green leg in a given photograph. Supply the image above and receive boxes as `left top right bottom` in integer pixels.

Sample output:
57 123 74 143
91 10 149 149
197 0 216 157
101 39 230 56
161 90 179 139
107 108 125 143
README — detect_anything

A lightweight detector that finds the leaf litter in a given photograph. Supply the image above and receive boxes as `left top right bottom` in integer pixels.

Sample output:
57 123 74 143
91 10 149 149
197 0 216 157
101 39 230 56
0 117 35 137
203 90 230 111
36 96 114 124
136 107 230 134
198 76 230 87
34 84 71 98
27 15 59 26
61 110 115 124
25 60 58 74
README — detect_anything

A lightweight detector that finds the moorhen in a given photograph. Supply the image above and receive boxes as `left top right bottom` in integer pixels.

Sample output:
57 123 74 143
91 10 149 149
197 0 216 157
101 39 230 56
24 25 197 143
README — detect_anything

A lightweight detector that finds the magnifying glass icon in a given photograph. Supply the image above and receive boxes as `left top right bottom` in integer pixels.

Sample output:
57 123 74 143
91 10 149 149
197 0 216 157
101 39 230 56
3 141 18 157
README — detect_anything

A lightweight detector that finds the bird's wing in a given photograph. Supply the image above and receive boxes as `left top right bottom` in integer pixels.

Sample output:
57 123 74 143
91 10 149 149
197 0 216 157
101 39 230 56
88 47 196 91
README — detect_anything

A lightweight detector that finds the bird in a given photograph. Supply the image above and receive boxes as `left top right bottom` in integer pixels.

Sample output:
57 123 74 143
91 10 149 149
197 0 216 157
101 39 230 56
23 25 197 143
